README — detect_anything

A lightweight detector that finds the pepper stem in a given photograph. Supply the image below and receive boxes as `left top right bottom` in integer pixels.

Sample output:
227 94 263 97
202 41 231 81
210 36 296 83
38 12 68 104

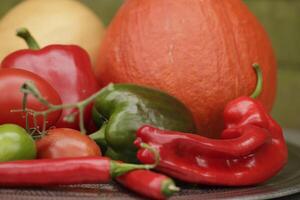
89 123 108 153
250 63 263 99
16 28 40 50
161 179 180 197
110 143 160 178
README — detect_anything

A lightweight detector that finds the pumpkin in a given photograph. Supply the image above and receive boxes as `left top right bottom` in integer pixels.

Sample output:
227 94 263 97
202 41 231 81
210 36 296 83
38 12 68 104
95 0 277 138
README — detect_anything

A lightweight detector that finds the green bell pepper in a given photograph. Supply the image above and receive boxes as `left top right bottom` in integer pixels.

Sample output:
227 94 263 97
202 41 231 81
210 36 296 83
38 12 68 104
90 83 196 162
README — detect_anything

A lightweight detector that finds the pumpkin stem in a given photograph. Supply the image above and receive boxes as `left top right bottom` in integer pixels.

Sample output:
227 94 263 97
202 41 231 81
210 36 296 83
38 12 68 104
250 63 263 99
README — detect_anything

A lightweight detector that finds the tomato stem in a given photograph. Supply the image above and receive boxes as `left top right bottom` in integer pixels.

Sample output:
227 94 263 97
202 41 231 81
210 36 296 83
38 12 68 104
16 28 40 50
17 81 105 134
21 92 29 133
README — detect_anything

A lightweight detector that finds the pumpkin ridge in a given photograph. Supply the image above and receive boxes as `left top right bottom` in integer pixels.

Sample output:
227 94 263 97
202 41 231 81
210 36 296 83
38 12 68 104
220 0 242 98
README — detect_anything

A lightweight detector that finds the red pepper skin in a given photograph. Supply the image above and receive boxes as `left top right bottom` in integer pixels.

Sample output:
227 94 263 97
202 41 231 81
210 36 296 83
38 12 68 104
116 170 178 200
135 97 288 186
0 156 156 187
1 45 100 129
0 157 111 186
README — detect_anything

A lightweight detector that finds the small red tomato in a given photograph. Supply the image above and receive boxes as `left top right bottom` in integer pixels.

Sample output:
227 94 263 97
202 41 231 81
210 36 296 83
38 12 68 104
0 68 62 129
36 128 101 159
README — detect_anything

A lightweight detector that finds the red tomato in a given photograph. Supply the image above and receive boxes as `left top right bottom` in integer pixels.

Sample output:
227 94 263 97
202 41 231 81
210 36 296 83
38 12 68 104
0 68 62 129
36 128 101 159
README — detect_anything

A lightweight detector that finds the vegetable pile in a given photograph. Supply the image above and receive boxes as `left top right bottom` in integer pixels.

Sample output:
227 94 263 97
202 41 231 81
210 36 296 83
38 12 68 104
95 0 277 138
0 1 288 200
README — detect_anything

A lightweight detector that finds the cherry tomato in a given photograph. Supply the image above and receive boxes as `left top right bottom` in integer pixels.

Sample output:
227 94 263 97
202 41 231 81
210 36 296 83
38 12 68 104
0 124 36 161
36 128 101 159
0 68 62 129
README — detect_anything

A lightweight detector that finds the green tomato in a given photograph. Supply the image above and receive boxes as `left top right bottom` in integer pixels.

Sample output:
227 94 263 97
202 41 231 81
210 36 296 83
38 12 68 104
0 124 36 162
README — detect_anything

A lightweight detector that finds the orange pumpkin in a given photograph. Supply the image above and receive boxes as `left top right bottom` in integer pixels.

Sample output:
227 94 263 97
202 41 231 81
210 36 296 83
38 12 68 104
95 0 277 138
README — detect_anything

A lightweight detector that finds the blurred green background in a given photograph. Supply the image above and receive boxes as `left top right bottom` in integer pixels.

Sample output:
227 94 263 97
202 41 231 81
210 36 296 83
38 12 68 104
0 0 299 129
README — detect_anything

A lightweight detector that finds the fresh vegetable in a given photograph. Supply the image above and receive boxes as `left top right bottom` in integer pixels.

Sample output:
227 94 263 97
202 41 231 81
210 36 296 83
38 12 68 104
90 83 196 162
135 65 287 186
1 28 100 130
0 144 159 187
95 0 277 137
0 124 36 162
0 0 105 67
16 80 196 162
0 68 62 129
15 80 102 135
116 170 179 200
36 128 101 159
135 102 287 185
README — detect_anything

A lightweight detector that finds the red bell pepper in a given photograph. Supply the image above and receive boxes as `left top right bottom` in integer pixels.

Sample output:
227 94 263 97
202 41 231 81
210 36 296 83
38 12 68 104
1 28 99 130
134 64 288 186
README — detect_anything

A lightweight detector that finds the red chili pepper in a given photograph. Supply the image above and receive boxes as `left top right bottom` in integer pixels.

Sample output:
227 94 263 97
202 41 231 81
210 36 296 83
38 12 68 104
116 170 179 200
1 28 99 130
0 157 155 186
134 64 288 186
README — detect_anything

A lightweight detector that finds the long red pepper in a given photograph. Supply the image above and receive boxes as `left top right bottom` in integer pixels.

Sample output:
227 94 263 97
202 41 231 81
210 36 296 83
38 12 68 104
135 117 287 186
0 156 156 187
116 170 179 200
134 64 288 186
